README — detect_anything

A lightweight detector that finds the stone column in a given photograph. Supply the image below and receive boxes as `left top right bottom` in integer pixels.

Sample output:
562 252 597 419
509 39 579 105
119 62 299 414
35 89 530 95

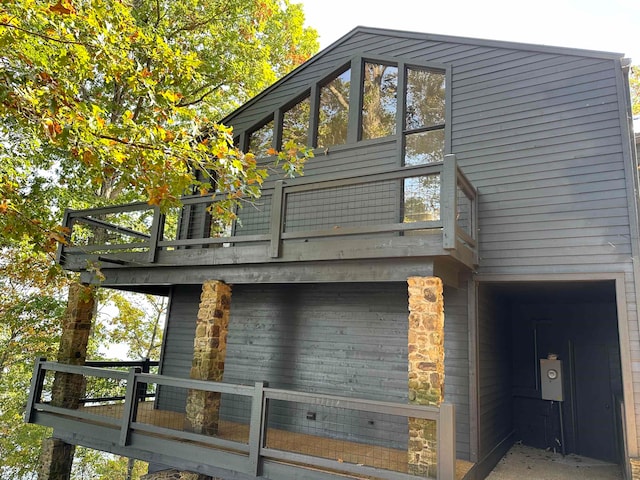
141 469 210 480
407 276 445 477
38 283 96 480
184 280 232 435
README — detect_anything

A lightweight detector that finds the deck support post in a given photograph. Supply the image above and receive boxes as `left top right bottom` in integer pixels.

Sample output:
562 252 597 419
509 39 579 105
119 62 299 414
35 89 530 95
407 276 445 478
184 280 232 436
37 283 96 480
631 458 640 479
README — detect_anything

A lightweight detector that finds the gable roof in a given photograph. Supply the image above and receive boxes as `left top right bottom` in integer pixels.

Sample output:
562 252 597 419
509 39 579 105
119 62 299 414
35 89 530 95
221 25 625 125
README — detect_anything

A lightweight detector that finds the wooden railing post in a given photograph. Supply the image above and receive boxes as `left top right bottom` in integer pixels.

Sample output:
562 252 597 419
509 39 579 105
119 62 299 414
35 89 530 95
441 154 457 250
147 206 163 263
135 358 150 401
119 367 141 446
248 381 267 476
269 181 285 258
56 210 72 265
437 403 456 480
25 357 47 424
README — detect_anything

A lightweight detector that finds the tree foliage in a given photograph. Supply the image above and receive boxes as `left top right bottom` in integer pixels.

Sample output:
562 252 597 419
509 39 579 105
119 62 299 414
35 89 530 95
631 65 640 116
0 1 317 478
0 0 317 257
95 292 166 360
0 249 67 479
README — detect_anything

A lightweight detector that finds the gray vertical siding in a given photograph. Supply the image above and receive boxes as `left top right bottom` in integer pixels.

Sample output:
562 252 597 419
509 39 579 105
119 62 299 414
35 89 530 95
159 282 471 459
444 283 470 460
223 283 409 449
477 285 512 460
156 286 199 412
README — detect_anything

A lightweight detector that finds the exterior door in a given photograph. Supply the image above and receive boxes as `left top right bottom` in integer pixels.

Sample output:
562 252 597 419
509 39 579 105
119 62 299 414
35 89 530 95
572 342 617 462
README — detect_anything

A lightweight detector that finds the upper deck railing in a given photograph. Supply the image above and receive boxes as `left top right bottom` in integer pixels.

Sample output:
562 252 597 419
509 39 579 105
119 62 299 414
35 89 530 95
57 154 477 271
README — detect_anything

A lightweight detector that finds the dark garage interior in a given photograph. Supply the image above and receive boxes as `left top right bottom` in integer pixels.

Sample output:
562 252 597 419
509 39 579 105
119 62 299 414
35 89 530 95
478 280 624 465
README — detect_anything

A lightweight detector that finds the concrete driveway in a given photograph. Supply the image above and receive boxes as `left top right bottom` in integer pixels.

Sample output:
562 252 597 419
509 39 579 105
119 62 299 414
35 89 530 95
485 443 623 480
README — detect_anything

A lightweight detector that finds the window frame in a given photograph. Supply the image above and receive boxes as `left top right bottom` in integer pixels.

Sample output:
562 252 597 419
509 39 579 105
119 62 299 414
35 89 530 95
246 114 275 157
278 90 312 151
240 56 451 165
400 63 449 167
314 63 353 149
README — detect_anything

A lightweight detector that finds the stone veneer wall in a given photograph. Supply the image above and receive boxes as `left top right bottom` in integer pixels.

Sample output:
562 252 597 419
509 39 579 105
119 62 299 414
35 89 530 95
183 280 231 436
38 283 96 480
407 276 445 477
631 458 640 479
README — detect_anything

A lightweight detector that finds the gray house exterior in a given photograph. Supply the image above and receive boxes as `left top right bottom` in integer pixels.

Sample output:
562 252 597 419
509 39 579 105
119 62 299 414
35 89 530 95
28 27 640 480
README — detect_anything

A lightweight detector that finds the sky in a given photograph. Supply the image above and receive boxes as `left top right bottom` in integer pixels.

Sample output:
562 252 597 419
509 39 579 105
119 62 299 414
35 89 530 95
299 0 640 64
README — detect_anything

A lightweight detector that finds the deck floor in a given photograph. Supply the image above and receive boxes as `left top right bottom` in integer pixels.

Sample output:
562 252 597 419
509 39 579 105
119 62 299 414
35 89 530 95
81 401 473 479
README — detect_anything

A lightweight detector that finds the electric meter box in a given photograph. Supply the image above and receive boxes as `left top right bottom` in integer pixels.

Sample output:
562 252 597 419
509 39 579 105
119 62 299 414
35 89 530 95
540 358 564 401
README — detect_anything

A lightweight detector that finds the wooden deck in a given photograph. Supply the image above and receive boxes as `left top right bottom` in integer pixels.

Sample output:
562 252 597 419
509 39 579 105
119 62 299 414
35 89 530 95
82 401 473 479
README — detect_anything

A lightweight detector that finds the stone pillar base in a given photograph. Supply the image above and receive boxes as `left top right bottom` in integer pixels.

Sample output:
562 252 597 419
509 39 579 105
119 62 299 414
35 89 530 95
37 437 75 480
184 281 231 435
407 276 445 476
408 418 438 477
631 457 640 479
141 469 213 480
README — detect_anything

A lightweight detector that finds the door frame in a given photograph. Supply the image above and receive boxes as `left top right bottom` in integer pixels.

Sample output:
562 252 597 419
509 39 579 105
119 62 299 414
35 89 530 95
471 272 637 471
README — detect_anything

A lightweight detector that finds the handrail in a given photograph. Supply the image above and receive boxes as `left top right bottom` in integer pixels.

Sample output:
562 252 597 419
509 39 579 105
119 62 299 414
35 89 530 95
58 156 478 268
26 358 457 480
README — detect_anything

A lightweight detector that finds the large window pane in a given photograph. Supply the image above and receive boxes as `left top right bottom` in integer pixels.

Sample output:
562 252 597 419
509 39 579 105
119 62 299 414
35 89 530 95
403 175 441 223
404 129 445 166
282 97 310 148
361 63 398 140
317 68 351 148
405 69 445 130
249 120 274 157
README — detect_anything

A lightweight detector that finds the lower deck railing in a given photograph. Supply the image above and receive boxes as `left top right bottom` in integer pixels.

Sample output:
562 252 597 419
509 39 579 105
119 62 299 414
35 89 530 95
26 359 456 480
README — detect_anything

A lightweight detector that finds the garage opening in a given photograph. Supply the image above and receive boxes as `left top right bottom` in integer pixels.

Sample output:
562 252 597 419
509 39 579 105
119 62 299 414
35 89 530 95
478 280 624 465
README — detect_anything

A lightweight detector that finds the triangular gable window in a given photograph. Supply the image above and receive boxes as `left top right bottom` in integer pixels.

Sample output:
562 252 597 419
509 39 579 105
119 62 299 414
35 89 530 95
248 118 274 157
317 67 351 148
282 96 310 149
242 58 446 165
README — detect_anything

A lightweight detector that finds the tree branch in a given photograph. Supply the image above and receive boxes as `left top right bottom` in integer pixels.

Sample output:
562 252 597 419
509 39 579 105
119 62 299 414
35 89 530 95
176 85 222 108
0 22 89 47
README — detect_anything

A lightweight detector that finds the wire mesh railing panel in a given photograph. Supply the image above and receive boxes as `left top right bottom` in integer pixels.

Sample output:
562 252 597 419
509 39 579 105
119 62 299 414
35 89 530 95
456 183 472 237
234 195 272 236
284 180 398 233
264 398 410 473
82 373 128 405
71 210 154 249
139 382 252 445
138 383 187 431
161 206 182 243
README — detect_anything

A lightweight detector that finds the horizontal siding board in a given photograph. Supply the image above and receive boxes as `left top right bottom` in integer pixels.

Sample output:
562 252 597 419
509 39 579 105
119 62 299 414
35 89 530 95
453 113 622 152
479 190 627 215
453 95 620 136
467 152 624 183
453 79 617 125
480 196 628 219
453 87 618 127
452 51 555 77
454 60 615 104
453 56 599 94
454 113 621 151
